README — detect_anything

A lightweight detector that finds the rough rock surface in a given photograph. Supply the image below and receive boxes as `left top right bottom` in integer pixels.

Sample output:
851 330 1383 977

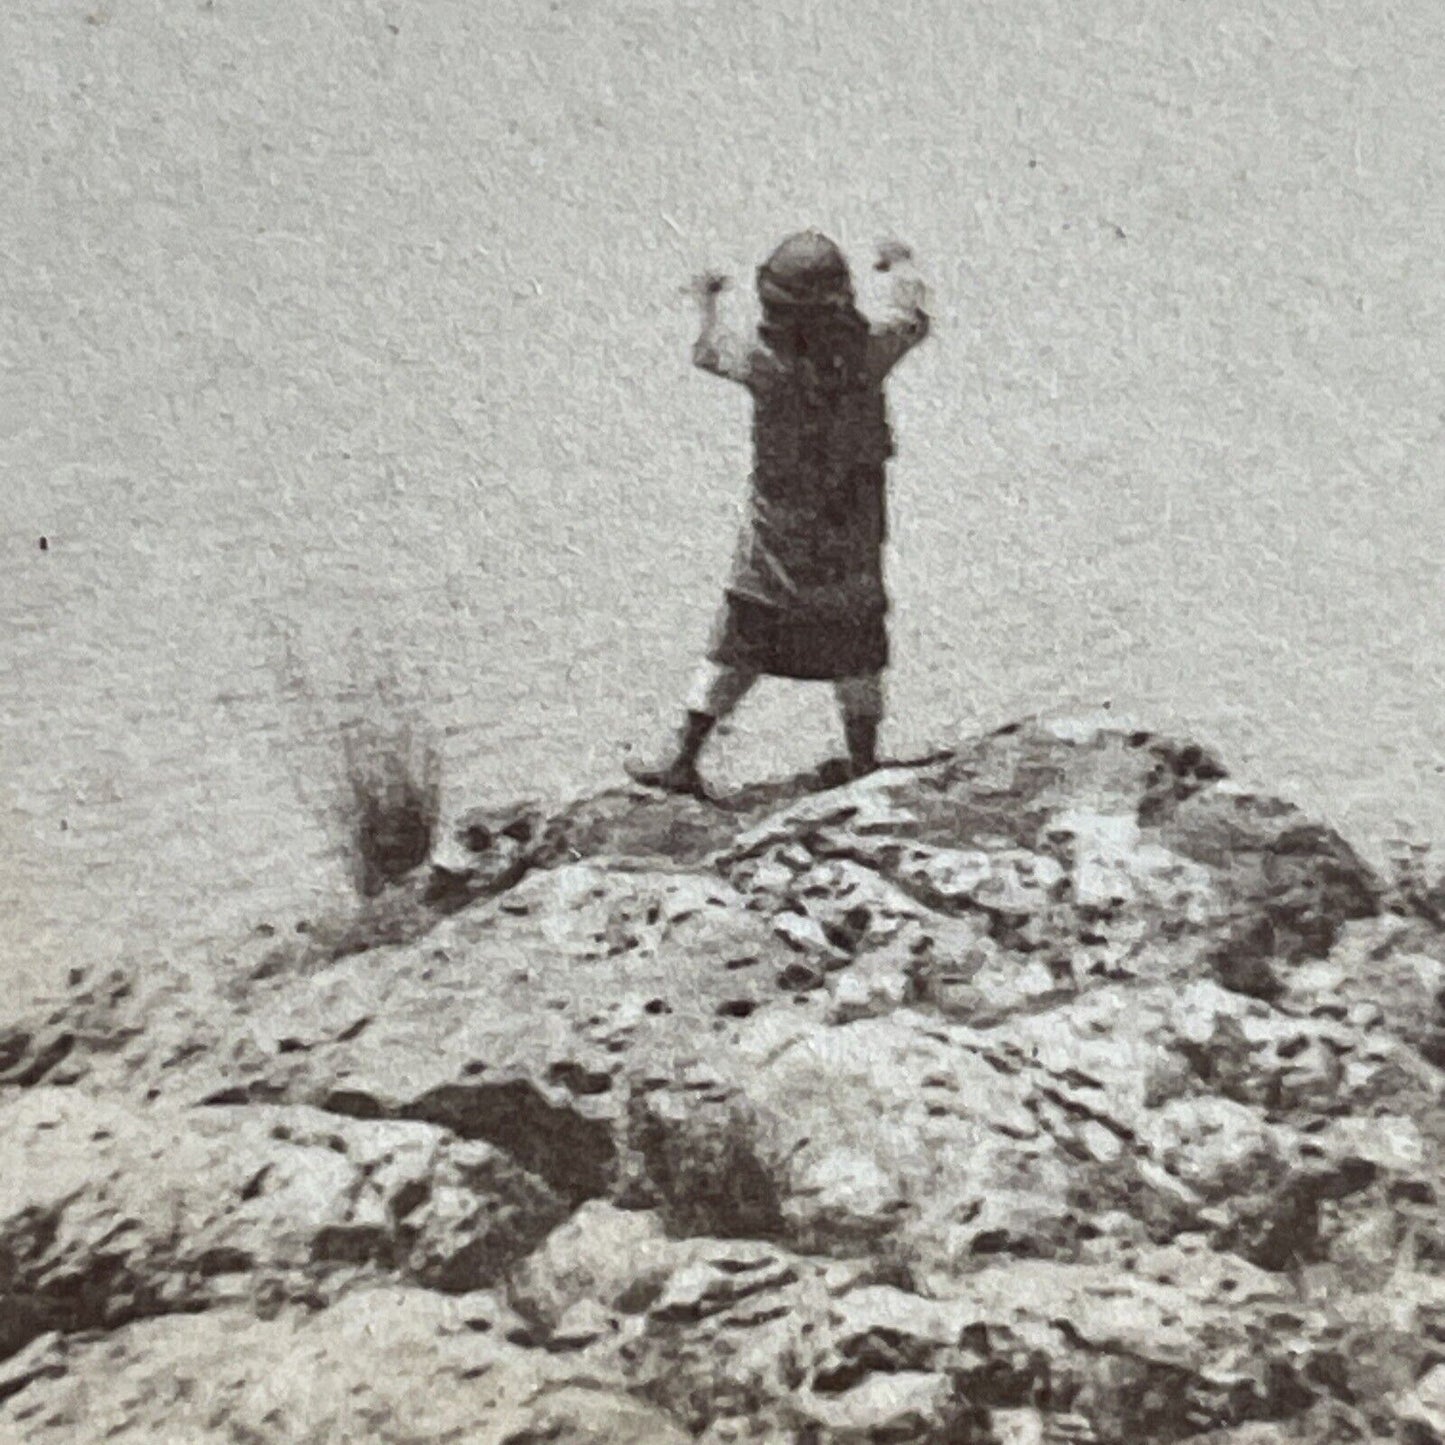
3 718 1444 1443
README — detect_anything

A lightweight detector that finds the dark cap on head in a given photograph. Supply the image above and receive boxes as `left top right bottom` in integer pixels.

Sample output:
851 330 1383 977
756 229 854 308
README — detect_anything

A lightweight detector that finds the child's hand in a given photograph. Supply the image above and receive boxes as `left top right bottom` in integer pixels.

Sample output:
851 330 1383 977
874 239 914 272
686 270 731 300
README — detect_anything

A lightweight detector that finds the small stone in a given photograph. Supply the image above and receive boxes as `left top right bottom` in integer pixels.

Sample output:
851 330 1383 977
828 948 911 1023
991 1409 1046 1445
797 1371 955 1437
549 1297 614 1349
773 912 847 965
1079 1120 1124 1164
1396 1363 1445 1442
1347 1001 1386 1030
743 857 797 895
777 958 826 992
786 1148 907 1245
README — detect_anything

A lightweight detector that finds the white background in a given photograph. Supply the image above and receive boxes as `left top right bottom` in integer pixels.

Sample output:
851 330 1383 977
3 0 1443 993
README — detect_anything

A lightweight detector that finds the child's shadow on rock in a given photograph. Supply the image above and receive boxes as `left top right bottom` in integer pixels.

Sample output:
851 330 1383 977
709 748 951 816
708 759 855 815
457 750 952 877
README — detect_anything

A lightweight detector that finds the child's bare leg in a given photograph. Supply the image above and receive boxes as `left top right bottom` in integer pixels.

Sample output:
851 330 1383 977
686 662 758 724
627 664 757 795
833 673 884 777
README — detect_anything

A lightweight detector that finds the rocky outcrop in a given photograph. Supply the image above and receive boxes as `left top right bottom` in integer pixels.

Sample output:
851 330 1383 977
3 718 1443 1443
0 1089 564 1361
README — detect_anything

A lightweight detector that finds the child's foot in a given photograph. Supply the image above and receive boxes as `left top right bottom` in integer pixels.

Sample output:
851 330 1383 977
816 755 879 789
625 754 707 798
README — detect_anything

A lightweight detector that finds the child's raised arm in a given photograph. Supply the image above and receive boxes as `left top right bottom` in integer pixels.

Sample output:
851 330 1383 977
869 241 931 377
688 272 754 385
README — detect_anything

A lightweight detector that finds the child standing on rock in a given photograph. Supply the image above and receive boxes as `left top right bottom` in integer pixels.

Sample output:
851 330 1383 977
628 229 931 797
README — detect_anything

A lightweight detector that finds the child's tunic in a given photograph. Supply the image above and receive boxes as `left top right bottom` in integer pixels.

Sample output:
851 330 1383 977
695 273 929 680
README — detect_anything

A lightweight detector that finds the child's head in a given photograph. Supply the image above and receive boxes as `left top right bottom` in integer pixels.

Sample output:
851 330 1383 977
755 231 868 387
756 230 855 311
